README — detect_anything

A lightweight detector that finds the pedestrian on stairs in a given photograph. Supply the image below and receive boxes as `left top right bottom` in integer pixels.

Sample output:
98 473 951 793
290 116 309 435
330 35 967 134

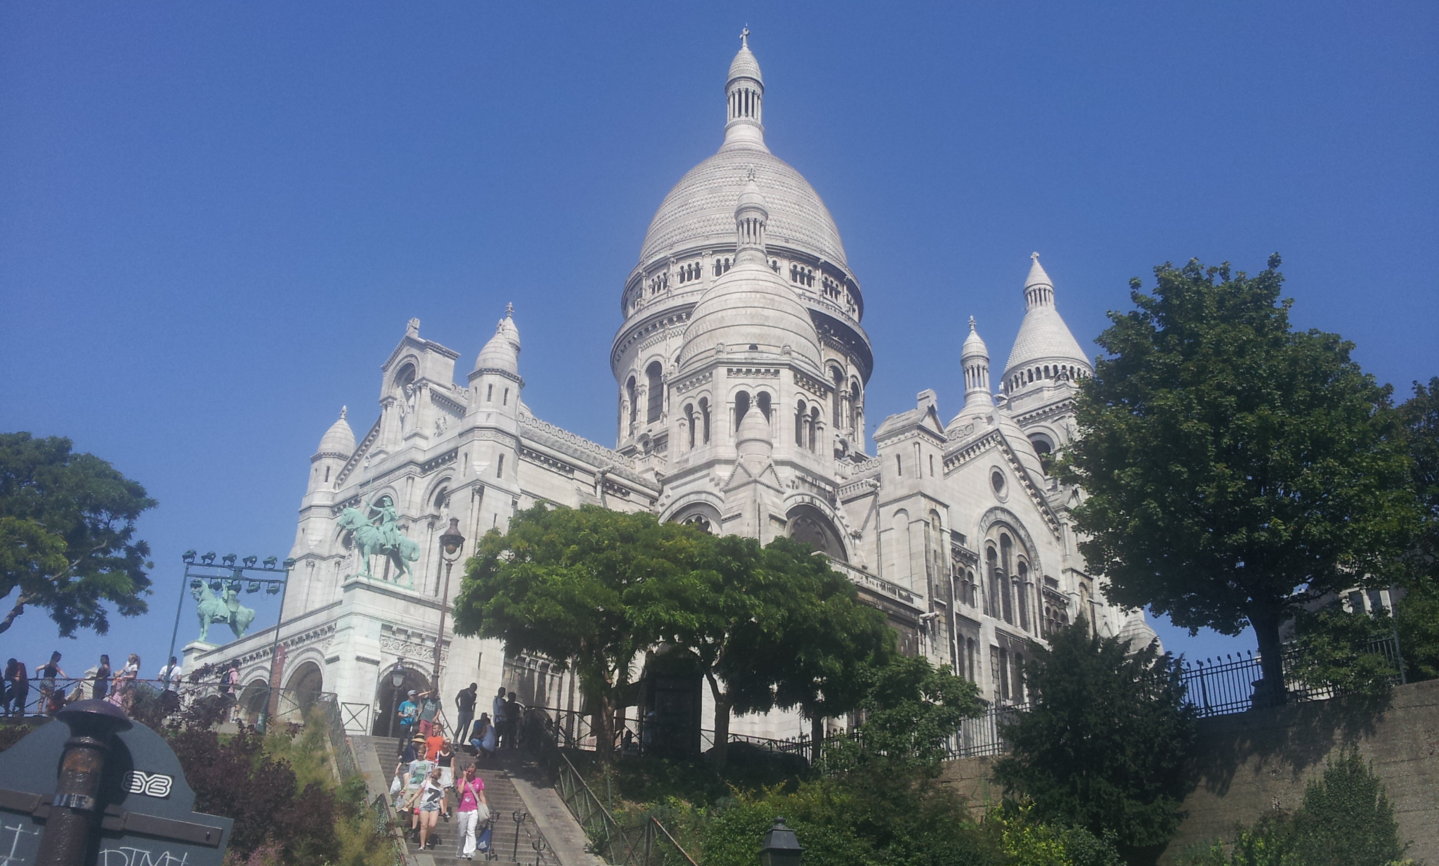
455 763 490 860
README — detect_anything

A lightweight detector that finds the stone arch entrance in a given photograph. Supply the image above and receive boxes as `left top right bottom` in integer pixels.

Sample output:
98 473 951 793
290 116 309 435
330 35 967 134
284 660 324 721
372 664 432 737
237 679 269 726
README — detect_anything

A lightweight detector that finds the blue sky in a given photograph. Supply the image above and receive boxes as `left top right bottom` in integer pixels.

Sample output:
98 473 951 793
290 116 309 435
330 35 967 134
3 2 1436 682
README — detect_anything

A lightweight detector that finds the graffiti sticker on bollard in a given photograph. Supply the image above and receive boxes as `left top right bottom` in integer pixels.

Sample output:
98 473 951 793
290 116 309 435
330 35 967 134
0 700 232 866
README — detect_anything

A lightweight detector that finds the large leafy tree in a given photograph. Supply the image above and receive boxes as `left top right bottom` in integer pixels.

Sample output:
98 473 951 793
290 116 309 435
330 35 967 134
1059 257 1417 699
596 530 893 766
452 504 700 760
1398 377 1439 572
822 654 984 778
0 432 155 636
994 620 1196 857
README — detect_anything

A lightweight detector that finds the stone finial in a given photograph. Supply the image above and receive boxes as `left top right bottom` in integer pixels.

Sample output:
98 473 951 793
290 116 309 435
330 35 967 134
740 26 749 48
406 317 420 336
339 405 348 420
968 315 976 332
1031 251 1040 262
504 302 514 318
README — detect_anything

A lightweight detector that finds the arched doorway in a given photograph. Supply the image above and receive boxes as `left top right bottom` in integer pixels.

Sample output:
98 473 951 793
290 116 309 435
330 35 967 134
284 661 324 722
371 664 432 737
237 679 269 727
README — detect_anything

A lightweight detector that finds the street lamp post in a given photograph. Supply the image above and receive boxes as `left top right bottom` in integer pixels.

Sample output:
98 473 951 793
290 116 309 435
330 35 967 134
431 518 466 697
170 551 293 662
169 550 293 729
759 818 803 866
388 664 408 739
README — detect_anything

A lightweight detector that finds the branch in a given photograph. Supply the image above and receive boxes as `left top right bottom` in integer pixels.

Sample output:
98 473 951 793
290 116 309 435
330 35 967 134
0 592 31 635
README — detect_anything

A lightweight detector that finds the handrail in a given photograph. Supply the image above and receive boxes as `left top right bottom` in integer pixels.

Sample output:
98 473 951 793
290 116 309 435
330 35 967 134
552 751 697 866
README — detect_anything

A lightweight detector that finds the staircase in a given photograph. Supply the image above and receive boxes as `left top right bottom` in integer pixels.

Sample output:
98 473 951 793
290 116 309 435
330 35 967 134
348 736 602 866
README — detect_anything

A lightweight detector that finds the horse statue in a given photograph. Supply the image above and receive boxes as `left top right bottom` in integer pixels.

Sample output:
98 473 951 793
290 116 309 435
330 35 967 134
192 582 256 643
337 501 420 583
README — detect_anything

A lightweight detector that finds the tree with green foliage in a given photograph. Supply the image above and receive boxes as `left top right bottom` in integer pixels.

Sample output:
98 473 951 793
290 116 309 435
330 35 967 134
0 432 155 636
1398 377 1439 571
631 533 895 765
1285 606 1400 702
1059 256 1418 700
994 619 1196 856
453 504 702 760
821 654 984 778
1182 751 1411 866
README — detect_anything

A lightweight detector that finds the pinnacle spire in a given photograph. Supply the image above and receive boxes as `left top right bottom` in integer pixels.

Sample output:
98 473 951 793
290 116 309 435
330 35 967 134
722 31 767 152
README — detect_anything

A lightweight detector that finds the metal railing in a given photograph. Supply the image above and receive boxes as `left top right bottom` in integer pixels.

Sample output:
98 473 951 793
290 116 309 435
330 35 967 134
553 752 697 866
1181 634 1404 718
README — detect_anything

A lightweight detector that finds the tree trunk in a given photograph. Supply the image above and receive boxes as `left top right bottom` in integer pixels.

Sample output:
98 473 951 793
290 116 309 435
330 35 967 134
1249 607 1287 708
593 691 617 763
810 713 824 766
706 673 731 767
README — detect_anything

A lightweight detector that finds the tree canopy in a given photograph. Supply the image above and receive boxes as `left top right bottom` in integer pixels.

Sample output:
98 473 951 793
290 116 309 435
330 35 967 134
1059 256 1418 698
452 504 700 758
0 432 155 636
994 620 1196 857
452 503 893 763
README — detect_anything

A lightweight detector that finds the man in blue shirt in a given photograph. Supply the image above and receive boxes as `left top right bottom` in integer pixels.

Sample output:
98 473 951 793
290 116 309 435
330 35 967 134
397 689 419 749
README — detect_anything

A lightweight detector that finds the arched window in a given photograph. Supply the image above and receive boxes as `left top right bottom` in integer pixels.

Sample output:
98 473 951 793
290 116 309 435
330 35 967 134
830 366 845 428
1000 534 1015 624
699 398 711 444
794 399 807 446
1017 561 1030 632
645 362 663 424
625 377 638 436
756 391 772 421
734 391 750 431
986 547 1001 618
683 404 696 450
808 406 820 451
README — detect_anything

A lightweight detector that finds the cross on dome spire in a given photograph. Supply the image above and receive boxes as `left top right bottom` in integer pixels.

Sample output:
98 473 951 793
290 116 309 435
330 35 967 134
740 26 749 48
504 301 514 318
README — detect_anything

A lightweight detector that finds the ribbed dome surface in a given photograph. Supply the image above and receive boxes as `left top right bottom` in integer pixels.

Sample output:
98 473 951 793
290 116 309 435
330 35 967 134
638 149 848 269
1003 257 1091 379
678 259 823 372
728 43 762 82
317 409 356 456
1003 306 1089 375
475 313 521 376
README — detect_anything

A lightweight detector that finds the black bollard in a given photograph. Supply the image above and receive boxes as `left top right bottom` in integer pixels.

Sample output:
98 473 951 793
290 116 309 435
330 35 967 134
34 699 132 866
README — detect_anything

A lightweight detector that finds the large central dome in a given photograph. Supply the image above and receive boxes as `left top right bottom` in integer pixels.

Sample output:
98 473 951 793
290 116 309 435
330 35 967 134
636 33 848 270
639 149 849 268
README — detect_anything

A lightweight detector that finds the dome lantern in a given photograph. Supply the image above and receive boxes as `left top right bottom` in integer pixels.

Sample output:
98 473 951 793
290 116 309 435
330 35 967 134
723 27 767 153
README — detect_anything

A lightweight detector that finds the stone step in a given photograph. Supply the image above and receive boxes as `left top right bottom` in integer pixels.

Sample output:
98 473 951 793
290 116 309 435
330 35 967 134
350 736 565 866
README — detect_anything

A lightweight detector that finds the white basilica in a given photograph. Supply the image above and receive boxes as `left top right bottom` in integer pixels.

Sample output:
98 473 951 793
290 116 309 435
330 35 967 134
186 34 1154 740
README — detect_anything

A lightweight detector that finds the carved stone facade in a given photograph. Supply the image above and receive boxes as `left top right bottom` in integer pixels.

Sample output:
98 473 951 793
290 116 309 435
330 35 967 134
184 34 1153 739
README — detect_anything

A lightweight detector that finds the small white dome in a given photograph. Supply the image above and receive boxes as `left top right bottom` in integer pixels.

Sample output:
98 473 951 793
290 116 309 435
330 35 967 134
317 407 355 456
474 307 521 376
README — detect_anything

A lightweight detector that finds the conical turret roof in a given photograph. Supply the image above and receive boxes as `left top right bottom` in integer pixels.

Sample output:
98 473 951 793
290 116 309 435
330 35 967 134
1003 253 1091 384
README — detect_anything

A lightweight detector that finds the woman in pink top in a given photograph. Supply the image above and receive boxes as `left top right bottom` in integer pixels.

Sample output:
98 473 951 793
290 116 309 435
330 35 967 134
455 763 490 860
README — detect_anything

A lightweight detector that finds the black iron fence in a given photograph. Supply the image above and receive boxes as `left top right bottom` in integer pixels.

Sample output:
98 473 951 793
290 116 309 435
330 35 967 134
1181 634 1404 718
